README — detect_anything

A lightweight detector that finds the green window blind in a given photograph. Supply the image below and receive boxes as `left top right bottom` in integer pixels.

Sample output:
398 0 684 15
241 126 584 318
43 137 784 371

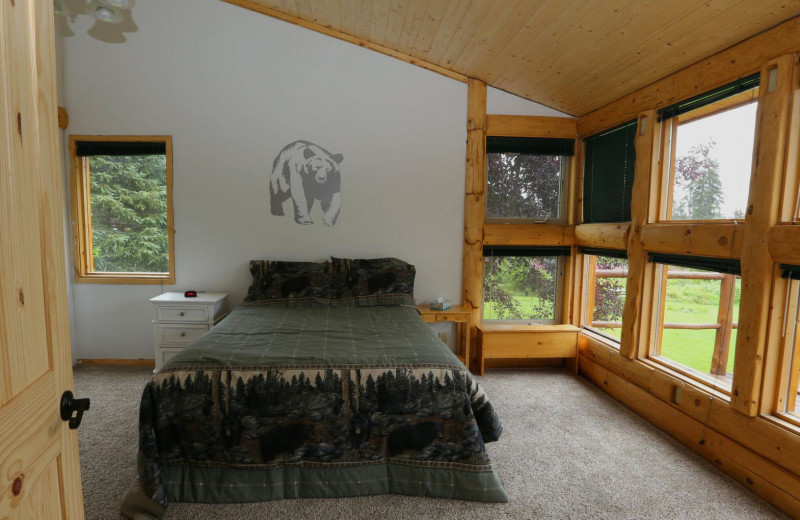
649 253 741 276
75 140 166 156
486 136 575 156
483 245 571 257
578 247 628 260
583 119 637 223
657 74 760 122
781 265 800 280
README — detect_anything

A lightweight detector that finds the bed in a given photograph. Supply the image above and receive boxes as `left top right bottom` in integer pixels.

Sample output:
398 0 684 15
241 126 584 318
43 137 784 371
122 258 506 518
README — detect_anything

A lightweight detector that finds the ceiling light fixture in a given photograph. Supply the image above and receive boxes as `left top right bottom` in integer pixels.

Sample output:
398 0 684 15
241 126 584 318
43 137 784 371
54 0 134 23
100 0 135 8
87 2 123 23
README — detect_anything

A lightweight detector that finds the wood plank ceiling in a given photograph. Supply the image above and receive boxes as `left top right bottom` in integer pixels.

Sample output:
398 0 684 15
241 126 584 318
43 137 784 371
224 0 800 116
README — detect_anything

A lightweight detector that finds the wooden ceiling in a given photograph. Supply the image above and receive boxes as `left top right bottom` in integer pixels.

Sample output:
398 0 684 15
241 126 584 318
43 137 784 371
224 0 800 116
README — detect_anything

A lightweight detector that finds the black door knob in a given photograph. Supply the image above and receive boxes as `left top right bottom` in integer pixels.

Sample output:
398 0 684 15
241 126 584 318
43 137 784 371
60 391 90 430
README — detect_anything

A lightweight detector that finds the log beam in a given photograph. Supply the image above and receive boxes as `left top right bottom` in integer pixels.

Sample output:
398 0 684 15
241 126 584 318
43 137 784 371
641 222 744 259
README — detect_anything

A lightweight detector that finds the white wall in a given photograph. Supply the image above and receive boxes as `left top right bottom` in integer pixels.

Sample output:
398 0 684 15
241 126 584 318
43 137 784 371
487 87 571 117
60 0 567 359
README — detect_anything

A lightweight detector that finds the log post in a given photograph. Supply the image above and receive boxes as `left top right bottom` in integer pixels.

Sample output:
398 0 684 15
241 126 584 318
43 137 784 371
619 111 657 359
462 79 487 345
732 55 795 416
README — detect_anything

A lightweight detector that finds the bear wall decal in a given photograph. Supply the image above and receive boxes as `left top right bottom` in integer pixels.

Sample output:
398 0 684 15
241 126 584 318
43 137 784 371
269 140 343 226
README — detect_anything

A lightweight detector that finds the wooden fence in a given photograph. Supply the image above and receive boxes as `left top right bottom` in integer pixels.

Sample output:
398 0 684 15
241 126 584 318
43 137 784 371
586 266 737 376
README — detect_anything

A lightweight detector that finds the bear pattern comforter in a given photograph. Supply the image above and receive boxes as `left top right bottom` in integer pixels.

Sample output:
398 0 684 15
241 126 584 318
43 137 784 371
127 300 506 517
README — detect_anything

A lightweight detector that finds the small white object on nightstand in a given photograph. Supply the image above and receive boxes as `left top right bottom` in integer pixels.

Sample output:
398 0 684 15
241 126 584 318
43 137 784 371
149 292 227 372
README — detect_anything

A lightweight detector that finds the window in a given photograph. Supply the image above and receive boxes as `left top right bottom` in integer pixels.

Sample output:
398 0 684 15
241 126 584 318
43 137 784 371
582 248 628 343
69 136 174 284
485 136 574 222
482 246 568 323
649 254 741 391
582 119 637 223
658 75 759 221
778 268 800 425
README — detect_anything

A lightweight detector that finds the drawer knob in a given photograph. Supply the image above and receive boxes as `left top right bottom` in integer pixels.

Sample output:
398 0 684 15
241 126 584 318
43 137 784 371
179 312 186 317
180 331 186 337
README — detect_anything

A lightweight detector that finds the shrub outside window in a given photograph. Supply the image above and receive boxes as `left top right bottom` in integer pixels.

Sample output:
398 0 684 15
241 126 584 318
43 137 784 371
485 136 573 222
649 255 741 391
482 247 566 323
70 136 174 284
583 251 628 343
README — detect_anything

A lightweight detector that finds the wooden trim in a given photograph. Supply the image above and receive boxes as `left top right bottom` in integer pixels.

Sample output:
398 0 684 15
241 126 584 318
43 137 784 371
462 79 487 351
483 223 573 246
218 0 468 84
620 112 657 359
585 255 597 328
773 281 799 415
641 222 745 259
712 275 737 376
577 16 800 136
676 88 759 126
732 57 795 416
782 61 800 223
57 106 68 129
573 223 630 250
486 115 577 138
68 135 176 285
477 323 580 333
579 344 800 519
77 358 155 366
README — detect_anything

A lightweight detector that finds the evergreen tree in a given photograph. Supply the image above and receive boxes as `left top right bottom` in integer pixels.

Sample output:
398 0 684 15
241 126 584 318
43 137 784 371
88 154 168 272
365 375 377 401
235 377 246 398
673 140 724 220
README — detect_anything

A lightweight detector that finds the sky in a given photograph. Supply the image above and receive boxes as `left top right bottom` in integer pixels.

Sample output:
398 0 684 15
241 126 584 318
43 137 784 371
674 102 758 219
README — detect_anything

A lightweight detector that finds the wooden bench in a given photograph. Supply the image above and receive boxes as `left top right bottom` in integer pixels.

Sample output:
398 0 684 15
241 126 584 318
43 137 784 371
474 324 580 375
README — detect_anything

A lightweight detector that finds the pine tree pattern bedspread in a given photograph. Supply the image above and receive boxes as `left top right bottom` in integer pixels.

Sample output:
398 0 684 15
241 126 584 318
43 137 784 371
124 302 506 518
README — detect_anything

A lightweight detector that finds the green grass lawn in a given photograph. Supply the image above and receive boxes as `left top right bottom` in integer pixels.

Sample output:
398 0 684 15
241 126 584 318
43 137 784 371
486 277 740 377
483 294 553 321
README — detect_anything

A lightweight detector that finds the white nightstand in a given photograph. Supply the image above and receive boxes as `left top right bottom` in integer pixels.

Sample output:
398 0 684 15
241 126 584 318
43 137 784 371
149 292 228 371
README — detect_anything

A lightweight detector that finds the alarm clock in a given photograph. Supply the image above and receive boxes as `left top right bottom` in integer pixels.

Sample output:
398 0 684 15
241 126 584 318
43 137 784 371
184 290 198 298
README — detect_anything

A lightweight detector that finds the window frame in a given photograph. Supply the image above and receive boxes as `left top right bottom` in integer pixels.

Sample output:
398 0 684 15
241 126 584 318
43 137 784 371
481 251 565 325
69 135 175 284
775 277 800 428
581 252 628 346
656 86 759 223
645 261 740 396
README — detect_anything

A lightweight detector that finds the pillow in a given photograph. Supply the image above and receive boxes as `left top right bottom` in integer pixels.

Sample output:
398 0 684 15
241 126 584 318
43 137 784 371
244 260 333 303
331 257 416 299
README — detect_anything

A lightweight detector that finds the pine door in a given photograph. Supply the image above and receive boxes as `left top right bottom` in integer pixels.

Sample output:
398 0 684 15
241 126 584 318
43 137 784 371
0 0 84 518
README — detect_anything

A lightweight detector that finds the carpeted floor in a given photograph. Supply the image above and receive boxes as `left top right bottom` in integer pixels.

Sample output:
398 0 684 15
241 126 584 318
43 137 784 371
73 365 787 519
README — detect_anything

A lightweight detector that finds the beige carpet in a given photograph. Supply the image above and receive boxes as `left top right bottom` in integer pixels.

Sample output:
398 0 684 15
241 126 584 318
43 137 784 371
73 365 787 519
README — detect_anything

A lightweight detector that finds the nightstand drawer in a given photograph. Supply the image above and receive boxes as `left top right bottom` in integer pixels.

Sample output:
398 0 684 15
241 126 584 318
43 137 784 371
158 347 185 368
158 307 209 322
157 323 208 343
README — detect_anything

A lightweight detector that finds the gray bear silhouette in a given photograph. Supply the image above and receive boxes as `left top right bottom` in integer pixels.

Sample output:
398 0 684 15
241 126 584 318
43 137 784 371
270 140 342 226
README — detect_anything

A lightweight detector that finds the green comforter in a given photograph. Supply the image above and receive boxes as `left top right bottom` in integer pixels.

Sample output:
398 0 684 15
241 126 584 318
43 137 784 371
124 302 506 518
